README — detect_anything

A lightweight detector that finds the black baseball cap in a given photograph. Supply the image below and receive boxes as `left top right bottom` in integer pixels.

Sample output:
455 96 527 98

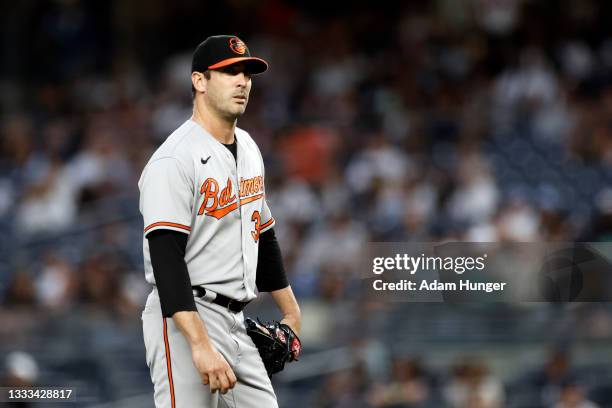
191 35 268 75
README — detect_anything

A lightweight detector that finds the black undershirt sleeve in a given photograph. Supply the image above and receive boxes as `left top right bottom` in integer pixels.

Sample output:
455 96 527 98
147 229 196 317
256 228 289 292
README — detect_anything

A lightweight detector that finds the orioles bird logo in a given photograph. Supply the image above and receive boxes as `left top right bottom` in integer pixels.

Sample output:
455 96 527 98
229 37 247 55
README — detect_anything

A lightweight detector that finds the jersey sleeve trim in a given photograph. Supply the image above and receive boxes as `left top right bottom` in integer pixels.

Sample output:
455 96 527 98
259 217 275 233
144 221 192 234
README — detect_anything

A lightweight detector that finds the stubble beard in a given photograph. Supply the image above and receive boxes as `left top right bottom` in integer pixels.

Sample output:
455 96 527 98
228 100 247 119
211 95 248 123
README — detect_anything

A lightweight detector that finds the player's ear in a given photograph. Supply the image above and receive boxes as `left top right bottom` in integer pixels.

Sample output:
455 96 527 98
192 71 207 94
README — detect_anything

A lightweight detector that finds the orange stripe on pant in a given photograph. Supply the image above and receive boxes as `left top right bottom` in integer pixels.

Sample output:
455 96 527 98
163 318 176 408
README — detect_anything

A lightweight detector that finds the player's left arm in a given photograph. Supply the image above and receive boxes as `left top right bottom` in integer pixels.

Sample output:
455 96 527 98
254 142 301 333
256 228 301 335
270 286 301 336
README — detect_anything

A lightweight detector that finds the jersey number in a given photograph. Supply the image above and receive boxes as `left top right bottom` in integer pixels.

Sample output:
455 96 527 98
251 211 261 243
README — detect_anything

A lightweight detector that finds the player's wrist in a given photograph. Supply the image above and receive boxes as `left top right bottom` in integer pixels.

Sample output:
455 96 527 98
280 316 301 336
190 339 215 353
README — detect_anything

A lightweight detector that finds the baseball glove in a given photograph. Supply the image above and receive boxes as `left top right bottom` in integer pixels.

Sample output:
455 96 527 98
245 317 302 376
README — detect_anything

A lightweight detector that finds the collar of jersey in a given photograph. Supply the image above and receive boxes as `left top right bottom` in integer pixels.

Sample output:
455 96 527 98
188 119 243 152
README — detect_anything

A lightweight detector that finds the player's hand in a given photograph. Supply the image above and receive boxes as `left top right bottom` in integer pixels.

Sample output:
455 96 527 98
191 345 237 394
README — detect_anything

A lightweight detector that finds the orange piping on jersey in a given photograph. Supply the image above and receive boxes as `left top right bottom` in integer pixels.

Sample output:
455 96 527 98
260 217 275 230
163 318 176 408
251 214 274 243
144 222 191 233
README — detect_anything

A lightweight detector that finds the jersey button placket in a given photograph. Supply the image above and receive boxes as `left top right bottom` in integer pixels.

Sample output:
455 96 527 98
231 153 240 219
236 148 251 295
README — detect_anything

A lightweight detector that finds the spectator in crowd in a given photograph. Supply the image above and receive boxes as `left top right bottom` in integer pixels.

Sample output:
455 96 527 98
312 364 371 408
368 357 430 407
34 252 78 311
554 380 599 408
78 253 137 318
533 350 574 407
444 359 505 408
3 271 37 309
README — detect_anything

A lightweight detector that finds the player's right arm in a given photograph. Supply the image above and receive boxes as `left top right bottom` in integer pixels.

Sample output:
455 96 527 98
172 311 237 394
147 230 236 394
140 157 236 394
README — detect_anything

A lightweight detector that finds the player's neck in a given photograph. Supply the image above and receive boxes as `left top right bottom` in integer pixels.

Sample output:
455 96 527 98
192 102 236 144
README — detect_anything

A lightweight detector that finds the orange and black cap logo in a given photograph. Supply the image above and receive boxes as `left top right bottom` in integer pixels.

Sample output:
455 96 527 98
229 37 247 55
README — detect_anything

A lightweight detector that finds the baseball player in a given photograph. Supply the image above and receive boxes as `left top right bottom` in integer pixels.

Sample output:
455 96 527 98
139 35 301 408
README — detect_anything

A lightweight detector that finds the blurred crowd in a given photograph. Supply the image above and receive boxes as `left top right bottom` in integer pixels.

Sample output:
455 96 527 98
308 348 608 408
1 0 612 407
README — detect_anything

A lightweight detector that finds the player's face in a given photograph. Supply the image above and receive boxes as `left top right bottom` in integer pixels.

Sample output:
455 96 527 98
205 63 252 120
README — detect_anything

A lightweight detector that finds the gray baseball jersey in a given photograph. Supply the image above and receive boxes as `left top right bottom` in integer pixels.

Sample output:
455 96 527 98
139 119 275 301
139 119 278 407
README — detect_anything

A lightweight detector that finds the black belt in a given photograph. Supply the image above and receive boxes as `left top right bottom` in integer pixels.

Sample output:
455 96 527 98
192 286 249 313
